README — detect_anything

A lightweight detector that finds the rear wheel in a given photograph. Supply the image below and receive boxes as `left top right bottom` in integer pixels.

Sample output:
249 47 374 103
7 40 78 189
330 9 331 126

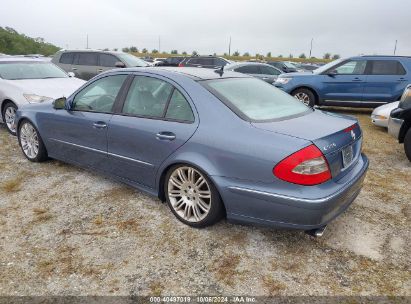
18 120 48 162
2 101 18 135
404 128 411 162
292 88 315 107
165 165 224 228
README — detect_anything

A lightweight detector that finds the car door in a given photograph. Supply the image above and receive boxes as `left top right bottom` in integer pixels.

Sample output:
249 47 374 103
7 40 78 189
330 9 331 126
363 60 408 103
107 75 198 188
55 52 74 73
320 59 367 102
72 52 99 80
43 74 128 168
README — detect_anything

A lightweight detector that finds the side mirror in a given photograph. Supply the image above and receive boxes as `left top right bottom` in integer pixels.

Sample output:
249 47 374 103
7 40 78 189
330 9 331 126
327 70 338 77
53 97 67 110
115 61 126 68
67 72 75 77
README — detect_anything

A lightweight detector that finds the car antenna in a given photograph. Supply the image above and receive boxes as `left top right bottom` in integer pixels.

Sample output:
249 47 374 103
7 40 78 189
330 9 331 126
215 65 224 76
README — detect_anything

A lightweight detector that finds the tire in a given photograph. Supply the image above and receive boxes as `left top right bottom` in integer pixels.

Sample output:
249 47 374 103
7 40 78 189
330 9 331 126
18 120 48 162
404 128 411 162
164 164 224 228
292 88 316 107
2 101 18 135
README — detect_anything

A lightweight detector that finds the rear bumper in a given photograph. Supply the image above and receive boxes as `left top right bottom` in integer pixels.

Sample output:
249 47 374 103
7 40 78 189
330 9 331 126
215 153 369 230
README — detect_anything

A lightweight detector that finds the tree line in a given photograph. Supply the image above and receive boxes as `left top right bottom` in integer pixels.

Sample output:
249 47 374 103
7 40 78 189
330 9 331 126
0 27 59 56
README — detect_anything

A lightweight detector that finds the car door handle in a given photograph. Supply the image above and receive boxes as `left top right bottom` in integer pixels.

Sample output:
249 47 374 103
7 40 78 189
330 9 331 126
156 132 176 141
398 78 407 82
72 68 77 71
352 78 363 82
98 68 103 72
93 121 107 129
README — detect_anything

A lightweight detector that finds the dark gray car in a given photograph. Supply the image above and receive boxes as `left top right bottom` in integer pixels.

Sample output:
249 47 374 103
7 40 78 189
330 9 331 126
224 62 282 84
52 50 148 80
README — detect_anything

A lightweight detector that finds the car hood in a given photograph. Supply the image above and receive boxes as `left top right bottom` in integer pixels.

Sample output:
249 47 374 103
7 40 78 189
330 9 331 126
6 77 85 98
372 101 400 116
279 72 314 78
251 109 359 155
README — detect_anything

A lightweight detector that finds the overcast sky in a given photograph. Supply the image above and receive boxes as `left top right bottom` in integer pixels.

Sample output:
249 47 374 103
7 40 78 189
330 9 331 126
1 0 410 58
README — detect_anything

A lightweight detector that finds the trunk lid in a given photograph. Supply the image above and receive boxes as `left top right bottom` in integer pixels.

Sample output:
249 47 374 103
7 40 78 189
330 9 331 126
252 110 362 180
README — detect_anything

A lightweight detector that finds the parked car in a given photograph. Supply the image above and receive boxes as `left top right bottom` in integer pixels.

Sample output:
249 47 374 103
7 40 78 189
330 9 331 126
52 50 148 80
274 56 411 107
371 101 400 128
153 58 167 66
295 63 320 72
224 62 282 84
14 67 368 235
156 56 185 67
388 84 411 161
0 57 85 135
178 56 231 69
268 61 299 73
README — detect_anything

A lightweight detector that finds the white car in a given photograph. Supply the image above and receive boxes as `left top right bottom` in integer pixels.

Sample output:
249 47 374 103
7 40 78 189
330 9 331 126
0 57 85 135
371 101 400 128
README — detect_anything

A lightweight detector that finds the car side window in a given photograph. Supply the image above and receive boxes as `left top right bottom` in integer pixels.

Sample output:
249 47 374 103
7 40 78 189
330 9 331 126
369 60 406 75
60 52 74 64
99 54 119 67
187 58 199 65
72 75 127 112
122 76 173 117
214 58 227 66
333 60 367 75
260 65 281 75
235 65 260 74
165 89 194 122
76 53 98 66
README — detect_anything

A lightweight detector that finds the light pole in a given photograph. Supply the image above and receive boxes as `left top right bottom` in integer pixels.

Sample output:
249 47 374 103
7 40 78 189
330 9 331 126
309 38 313 58
228 36 232 56
394 40 398 55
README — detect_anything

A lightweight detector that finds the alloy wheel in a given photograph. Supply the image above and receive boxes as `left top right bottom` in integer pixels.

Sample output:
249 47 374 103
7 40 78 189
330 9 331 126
294 92 311 106
167 166 212 223
4 106 17 133
20 122 40 159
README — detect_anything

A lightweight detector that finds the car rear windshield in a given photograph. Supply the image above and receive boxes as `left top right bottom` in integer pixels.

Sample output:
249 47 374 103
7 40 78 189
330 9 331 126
0 62 68 80
202 77 311 122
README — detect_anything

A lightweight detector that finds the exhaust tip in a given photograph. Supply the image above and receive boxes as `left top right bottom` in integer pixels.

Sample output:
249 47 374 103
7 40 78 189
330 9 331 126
305 225 327 238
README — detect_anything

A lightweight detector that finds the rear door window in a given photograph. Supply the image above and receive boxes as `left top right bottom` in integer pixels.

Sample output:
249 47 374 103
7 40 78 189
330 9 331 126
369 60 406 75
260 65 281 75
76 53 98 66
122 76 173 118
165 90 194 122
59 52 74 64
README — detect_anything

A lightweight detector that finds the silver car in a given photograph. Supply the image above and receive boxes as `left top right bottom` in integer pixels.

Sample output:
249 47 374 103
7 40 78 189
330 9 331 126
371 101 400 128
224 62 282 84
0 57 85 134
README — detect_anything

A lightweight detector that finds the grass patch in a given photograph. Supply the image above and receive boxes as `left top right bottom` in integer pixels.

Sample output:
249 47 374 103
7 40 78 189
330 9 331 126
0 178 22 193
149 281 164 296
210 253 241 286
261 275 286 295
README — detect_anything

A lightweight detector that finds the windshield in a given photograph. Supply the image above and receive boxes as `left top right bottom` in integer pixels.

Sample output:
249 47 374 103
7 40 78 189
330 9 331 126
203 78 311 122
116 53 149 67
0 62 68 80
313 58 345 74
284 62 297 68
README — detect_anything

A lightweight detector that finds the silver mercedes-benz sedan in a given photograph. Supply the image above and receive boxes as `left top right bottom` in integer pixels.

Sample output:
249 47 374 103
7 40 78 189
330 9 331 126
0 57 85 135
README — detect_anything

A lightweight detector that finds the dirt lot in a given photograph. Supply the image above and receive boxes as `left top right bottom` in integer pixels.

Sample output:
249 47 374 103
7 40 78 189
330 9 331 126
0 109 410 296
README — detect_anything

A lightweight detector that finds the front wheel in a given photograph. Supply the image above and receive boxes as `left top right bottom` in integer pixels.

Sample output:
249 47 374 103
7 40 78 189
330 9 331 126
292 88 315 107
165 165 224 228
404 128 411 162
18 120 48 162
2 102 18 135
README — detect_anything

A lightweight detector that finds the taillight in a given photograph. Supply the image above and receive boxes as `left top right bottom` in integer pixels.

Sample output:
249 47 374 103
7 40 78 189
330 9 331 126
178 63 184 67
273 145 331 186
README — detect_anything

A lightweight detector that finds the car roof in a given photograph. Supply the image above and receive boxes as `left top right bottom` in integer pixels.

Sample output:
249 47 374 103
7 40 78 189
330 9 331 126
58 49 126 55
107 67 249 81
226 62 274 68
0 56 48 63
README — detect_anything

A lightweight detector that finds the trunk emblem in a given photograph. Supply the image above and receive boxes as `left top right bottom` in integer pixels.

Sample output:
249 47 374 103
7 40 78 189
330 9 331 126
351 130 356 140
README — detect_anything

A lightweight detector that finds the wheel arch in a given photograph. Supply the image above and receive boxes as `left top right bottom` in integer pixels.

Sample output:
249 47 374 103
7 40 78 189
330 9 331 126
291 86 320 105
399 121 410 143
1 99 17 116
157 160 227 215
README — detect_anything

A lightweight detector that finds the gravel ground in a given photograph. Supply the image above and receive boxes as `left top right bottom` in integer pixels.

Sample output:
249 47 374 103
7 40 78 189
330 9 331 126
0 109 410 296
